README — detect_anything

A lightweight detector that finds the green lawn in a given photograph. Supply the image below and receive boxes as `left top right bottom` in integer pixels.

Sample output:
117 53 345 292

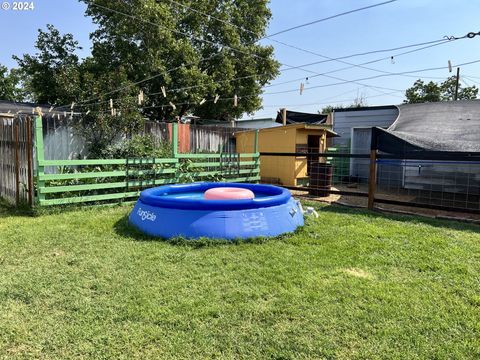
0 201 479 359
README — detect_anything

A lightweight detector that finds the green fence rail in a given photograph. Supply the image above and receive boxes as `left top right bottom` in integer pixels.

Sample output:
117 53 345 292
34 117 260 206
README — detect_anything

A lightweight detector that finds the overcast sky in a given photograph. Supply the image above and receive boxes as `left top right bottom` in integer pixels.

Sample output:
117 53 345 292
1 0 480 119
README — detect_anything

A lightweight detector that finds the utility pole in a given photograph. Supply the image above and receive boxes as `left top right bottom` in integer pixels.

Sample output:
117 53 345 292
454 67 460 101
281 108 287 126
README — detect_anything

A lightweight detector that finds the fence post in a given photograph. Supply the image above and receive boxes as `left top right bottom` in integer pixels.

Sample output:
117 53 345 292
254 130 260 182
368 149 377 210
14 122 20 206
254 129 259 154
172 122 178 158
26 117 34 207
34 115 45 205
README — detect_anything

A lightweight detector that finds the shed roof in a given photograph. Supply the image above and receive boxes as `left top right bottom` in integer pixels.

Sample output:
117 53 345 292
275 110 327 125
234 123 338 137
334 105 397 112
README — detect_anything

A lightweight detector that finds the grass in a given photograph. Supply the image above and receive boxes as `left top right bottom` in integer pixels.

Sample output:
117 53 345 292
0 201 479 359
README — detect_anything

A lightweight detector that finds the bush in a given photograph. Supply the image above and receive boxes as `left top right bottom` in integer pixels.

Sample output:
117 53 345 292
100 134 173 159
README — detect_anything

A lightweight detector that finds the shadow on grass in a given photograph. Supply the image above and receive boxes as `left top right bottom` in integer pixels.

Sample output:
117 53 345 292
312 202 480 234
113 214 300 248
0 198 34 219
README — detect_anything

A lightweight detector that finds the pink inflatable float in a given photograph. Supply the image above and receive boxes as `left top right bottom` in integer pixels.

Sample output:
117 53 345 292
204 187 255 200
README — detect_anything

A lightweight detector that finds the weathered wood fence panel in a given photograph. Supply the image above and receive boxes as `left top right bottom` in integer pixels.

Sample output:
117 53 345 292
189 124 237 153
39 118 239 159
0 116 34 206
34 118 260 207
43 116 87 161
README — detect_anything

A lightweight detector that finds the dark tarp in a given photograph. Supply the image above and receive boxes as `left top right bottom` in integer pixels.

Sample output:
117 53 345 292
372 100 480 157
275 110 327 125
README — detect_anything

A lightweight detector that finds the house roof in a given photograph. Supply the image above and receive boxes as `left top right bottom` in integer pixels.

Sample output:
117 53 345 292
373 100 480 155
275 110 327 125
0 100 69 117
234 123 338 137
333 105 397 112
237 117 275 123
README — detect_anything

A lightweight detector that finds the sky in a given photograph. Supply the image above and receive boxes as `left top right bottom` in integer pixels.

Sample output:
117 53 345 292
1 0 480 119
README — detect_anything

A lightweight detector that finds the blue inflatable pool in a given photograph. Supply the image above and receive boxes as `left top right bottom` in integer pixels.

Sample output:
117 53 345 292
129 182 304 240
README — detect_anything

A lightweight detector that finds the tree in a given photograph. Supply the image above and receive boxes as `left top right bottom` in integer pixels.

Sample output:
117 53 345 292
12 24 145 157
82 0 280 120
320 93 368 114
11 1 279 155
73 62 145 157
0 65 25 101
13 24 82 104
404 76 478 103
440 76 478 101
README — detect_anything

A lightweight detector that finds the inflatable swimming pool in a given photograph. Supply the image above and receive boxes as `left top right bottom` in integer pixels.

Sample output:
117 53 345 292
129 182 304 240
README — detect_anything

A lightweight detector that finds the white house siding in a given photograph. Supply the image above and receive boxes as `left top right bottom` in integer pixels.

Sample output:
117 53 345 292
332 106 399 149
332 106 399 184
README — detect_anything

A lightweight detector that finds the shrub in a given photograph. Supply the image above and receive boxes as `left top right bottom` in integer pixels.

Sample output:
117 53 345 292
100 134 172 159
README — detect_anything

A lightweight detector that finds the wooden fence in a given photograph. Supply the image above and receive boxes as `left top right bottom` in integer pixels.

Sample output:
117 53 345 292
34 117 260 207
37 117 239 160
0 115 34 206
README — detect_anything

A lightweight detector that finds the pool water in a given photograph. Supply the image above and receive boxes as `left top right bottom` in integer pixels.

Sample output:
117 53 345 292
160 190 270 200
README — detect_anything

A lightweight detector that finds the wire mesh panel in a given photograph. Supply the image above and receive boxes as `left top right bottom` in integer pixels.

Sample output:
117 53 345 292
259 150 480 215
258 151 370 199
375 158 480 212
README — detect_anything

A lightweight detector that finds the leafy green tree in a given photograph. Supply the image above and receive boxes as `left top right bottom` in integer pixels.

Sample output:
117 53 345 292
73 64 145 157
404 76 478 103
0 65 25 101
12 1 280 155
82 0 280 120
13 24 144 156
320 93 368 114
440 76 478 101
13 24 82 104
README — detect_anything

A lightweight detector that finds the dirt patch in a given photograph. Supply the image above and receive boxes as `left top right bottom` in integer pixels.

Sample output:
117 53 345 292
343 268 374 280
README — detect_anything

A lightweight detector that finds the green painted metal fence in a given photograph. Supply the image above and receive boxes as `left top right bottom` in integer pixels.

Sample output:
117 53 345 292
34 116 260 206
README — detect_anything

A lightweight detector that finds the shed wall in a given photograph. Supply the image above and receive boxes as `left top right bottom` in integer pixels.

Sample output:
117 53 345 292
236 127 297 186
333 108 399 148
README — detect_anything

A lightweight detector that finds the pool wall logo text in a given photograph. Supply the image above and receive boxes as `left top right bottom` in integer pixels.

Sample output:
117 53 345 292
137 208 157 222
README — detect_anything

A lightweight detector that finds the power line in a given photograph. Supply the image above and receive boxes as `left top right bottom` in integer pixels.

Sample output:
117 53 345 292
266 0 397 37
73 40 471 110
271 41 456 87
265 33 480 90
68 32 478 111
74 87 402 117
170 0 397 40
171 0 466 86
169 0 442 85
60 0 400 110
169 0 407 79
277 31 480 73
60 2 479 114
261 89 402 109
55 52 223 110
263 58 480 95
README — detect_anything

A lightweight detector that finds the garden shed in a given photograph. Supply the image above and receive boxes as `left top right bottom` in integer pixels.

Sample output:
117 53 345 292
235 123 337 186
